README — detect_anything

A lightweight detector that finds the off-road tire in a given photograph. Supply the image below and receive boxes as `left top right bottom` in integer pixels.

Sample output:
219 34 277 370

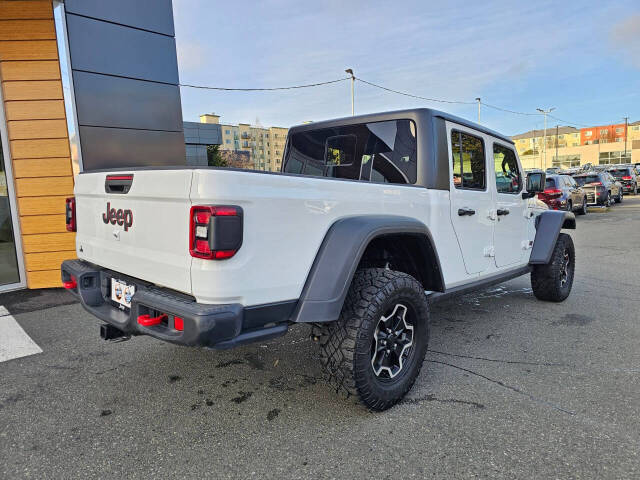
531 233 575 302
315 268 429 411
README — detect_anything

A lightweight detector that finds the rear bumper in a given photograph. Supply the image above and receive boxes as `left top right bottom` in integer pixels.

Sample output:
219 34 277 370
61 259 289 349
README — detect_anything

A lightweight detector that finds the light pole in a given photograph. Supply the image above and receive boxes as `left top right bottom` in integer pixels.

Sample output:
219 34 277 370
475 97 481 123
536 107 555 170
623 116 629 161
345 68 355 116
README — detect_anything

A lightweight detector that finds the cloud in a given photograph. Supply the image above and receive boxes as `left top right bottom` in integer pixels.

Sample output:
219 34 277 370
611 14 640 68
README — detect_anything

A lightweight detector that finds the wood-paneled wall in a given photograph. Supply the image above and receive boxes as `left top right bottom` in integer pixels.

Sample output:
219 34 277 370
0 0 76 288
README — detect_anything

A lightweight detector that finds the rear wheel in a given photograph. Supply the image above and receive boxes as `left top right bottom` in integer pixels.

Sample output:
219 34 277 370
617 190 623 203
315 268 429 411
566 200 572 212
577 197 587 215
605 192 611 207
531 233 575 302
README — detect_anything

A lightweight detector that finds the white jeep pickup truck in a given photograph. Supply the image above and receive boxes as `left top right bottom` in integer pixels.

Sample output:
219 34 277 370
62 108 576 410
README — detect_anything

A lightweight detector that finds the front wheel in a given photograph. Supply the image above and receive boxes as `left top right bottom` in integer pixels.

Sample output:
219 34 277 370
605 192 611 207
316 268 429 411
617 190 623 203
531 233 575 302
566 200 572 212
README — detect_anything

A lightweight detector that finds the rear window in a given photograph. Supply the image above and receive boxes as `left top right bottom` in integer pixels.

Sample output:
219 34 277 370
574 175 600 186
609 168 630 177
545 178 556 188
283 119 417 184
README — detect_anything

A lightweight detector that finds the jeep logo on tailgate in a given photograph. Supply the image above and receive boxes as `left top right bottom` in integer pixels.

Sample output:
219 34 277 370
102 202 133 231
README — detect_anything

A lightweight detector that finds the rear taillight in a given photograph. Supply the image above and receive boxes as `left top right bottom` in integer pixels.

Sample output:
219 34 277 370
542 188 562 198
189 205 243 260
65 197 76 232
622 176 632 180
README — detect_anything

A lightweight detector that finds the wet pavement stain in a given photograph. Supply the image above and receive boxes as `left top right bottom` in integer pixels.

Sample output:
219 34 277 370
552 313 594 326
215 359 245 368
168 375 182 383
100 409 112 417
244 354 265 371
267 408 280 421
231 391 253 404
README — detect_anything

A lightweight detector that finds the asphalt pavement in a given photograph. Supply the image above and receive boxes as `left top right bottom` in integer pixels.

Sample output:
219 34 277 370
1 197 639 479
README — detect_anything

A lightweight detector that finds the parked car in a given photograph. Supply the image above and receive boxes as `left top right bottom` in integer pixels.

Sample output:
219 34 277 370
572 171 622 206
538 174 588 214
608 165 639 195
60 108 576 410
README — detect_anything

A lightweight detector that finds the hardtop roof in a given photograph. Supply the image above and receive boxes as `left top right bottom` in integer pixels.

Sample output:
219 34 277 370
288 108 514 145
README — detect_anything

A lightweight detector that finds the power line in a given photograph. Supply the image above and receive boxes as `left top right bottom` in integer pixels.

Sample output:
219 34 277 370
355 77 475 105
547 114 590 128
480 102 540 116
179 77 350 91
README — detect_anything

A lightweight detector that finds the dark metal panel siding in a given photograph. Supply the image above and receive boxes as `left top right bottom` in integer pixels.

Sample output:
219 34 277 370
73 71 183 131
66 14 179 84
64 0 175 36
79 127 186 170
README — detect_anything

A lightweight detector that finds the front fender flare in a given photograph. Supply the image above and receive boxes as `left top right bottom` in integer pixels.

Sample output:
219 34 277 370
291 215 443 324
529 210 576 265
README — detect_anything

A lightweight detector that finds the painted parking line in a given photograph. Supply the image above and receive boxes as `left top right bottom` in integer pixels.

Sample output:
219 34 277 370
0 306 42 363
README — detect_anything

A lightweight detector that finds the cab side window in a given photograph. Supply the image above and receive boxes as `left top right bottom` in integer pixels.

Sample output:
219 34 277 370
493 144 521 194
451 130 486 190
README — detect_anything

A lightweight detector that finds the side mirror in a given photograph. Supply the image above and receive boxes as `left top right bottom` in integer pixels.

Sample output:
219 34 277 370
523 171 546 199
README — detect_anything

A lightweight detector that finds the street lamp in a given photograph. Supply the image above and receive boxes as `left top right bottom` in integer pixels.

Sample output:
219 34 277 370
536 107 555 169
345 68 355 116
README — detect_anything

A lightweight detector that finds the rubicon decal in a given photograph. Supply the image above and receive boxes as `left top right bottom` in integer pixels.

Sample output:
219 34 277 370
102 202 133 231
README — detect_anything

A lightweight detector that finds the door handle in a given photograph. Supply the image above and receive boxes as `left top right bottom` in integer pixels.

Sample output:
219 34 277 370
497 208 510 216
458 208 476 216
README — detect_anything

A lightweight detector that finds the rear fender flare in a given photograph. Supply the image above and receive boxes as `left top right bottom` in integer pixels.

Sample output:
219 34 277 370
291 215 444 324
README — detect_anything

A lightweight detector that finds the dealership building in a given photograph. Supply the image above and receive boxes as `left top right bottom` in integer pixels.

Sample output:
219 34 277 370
0 0 220 292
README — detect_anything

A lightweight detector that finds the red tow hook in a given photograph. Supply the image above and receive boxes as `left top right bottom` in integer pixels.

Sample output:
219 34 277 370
137 313 167 327
63 276 77 289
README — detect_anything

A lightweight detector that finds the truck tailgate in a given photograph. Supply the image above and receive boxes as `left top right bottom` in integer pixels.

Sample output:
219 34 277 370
74 170 193 294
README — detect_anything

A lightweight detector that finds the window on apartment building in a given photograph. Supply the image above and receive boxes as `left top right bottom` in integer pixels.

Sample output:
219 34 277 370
552 154 581 168
633 126 639 131
225 139 230 144
600 129 608 135
225 129 230 134
283 119 417 184
616 127 623 133
615 138 623 142
585 131 592 137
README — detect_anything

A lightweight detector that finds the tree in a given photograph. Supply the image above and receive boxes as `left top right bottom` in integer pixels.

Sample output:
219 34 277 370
206 144 227 167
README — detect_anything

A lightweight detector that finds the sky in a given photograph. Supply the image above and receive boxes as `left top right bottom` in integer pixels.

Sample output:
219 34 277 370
173 0 640 136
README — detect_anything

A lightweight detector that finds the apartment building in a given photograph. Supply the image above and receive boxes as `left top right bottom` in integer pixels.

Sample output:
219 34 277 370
513 121 640 170
200 114 288 172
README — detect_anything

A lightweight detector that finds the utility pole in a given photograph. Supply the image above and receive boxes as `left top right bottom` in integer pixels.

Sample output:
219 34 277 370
345 69 355 116
555 125 559 166
537 107 555 170
475 97 481 123
623 116 629 161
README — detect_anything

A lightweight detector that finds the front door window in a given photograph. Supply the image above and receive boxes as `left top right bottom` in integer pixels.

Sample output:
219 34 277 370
0 133 21 286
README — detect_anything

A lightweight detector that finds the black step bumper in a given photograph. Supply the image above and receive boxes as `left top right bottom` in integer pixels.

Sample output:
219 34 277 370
61 259 289 349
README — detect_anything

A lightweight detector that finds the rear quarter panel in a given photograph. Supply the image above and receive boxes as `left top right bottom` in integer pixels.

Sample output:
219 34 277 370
189 170 461 305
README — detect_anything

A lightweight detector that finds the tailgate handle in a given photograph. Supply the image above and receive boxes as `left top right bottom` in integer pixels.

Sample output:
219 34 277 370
105 174 133 194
